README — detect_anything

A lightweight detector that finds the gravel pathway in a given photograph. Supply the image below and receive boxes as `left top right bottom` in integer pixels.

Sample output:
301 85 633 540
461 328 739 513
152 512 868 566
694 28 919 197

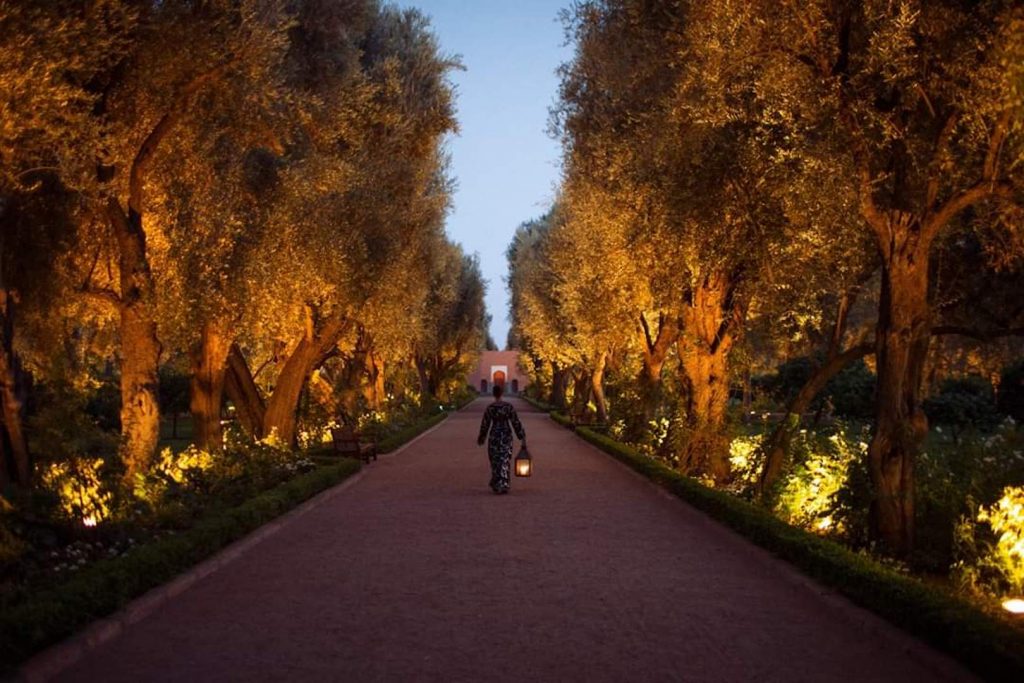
51 398 974 682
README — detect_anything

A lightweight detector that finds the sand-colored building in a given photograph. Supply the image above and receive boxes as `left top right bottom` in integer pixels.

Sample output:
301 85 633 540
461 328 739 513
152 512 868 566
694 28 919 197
468 350 530 395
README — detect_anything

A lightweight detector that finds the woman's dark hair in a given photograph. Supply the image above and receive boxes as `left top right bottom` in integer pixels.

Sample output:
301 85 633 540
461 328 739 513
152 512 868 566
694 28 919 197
492 384 504 399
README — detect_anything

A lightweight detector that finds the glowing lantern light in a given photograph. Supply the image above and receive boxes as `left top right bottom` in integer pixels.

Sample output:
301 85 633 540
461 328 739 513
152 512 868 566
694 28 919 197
1002 598 1024 614
82 516 98 528
514 447 532 478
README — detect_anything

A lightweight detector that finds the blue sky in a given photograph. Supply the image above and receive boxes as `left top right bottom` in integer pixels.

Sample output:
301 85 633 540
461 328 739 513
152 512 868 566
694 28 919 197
397 0 570 348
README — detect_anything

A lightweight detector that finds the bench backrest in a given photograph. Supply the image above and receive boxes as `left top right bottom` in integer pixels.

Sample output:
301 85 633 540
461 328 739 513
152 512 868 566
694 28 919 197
331 427 361 450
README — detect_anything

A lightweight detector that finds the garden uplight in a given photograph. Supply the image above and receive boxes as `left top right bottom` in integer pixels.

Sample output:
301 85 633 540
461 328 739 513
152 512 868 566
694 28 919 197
1002 599 1024 614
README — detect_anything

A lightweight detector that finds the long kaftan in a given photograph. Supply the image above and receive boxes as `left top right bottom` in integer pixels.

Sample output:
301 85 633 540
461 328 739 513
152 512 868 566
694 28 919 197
477 400 526 493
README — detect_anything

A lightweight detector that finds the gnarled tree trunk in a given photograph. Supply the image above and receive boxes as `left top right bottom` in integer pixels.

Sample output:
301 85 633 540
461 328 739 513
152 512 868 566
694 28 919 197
415 356 438 399
570 368 591 416
108 200 161 479
638 312 678 420
869 240 931 556
263 312 348 446
98 59 241 478
224 343 266 439
0 290 29 485
549 362 568 410
676 273 742 485
590 351 609 423
758 291 872 498
189 320 231 451
364 352 385 411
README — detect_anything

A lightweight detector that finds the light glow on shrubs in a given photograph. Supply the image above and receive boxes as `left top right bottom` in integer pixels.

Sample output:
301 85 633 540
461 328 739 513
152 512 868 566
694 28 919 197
1002 598 1024 614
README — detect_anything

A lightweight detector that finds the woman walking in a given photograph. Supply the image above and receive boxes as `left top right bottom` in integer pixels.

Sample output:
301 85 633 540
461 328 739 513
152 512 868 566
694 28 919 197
477 384 526 494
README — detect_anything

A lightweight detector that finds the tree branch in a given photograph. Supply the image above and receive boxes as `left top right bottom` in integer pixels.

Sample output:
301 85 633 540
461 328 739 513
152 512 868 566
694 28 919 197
924 109 1016 240
983 109 1012 182
80 285 122 309
858 156 890 250
128 55 242 215
924 180 1014 240
639 313 655 354
925 112 959 211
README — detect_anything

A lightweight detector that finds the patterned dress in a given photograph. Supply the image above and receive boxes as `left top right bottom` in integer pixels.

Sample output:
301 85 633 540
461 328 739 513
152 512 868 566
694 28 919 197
477 400 526 493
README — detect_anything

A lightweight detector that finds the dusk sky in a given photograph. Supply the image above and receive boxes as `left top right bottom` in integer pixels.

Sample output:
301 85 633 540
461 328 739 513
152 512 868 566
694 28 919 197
397 0 570 348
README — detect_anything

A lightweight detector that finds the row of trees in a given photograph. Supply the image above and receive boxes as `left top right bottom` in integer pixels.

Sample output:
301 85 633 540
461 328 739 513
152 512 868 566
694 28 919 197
510 0 1024 556
1 1 487 487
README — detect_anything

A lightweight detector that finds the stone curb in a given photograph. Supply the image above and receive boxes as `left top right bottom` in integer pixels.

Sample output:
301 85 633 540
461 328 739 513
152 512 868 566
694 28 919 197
17 418 449 683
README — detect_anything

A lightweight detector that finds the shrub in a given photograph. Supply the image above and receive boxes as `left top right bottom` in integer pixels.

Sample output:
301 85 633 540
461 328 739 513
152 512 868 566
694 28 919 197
999 361 1024 422
761 356 814 403
924 376 1001 440
826 359 875 419
955 485 1024 599
727 433 765 495
0 497 27 569
28 389 119 466
84 381 121 432
38 458 115 527
915 419 1024 573
775 425 868 534
979 486 1024 594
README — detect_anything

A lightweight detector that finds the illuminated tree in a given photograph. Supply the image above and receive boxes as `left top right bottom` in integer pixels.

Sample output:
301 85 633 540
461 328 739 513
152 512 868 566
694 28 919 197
736 0 1024 554
0 0 134 484
553 0 864 480
414 245 489 401
507 212 579 410
219 4 460 445
78 0 291 476
550 1 1023 544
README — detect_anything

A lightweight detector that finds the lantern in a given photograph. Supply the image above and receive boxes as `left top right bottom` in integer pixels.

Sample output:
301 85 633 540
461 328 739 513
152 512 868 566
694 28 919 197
514 447 532 477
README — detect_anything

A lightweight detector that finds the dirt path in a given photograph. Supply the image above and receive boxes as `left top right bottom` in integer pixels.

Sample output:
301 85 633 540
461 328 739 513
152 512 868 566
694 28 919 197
50 398 974 682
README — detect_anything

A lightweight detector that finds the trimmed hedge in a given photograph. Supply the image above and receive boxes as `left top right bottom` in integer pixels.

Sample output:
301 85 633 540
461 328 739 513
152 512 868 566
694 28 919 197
521 395 556 413
550 411 573 428
1 459 362 672
378 411 449 453
553 414 1024 681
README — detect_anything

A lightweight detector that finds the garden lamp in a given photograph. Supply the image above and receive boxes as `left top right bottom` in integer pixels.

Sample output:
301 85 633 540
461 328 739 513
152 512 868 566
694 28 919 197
515 447 532 477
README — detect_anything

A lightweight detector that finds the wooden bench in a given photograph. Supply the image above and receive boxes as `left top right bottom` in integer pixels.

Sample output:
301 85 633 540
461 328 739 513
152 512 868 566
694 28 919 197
330 427 378 463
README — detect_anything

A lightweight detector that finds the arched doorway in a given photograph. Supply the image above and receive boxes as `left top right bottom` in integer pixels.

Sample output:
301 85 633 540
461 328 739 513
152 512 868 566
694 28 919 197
492 370 506 389
511 379 519 394
480 379 488 393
